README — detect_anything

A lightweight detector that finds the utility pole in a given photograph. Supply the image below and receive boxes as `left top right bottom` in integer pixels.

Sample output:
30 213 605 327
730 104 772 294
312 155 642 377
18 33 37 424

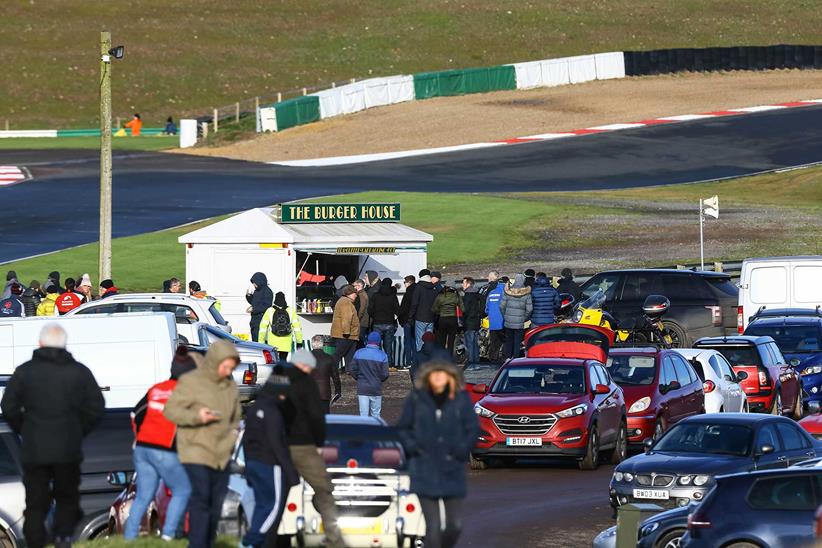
99 31 113 285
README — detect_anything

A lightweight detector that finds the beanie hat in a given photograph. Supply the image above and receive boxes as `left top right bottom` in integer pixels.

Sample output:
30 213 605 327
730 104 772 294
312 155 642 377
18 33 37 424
367 331 381 345
6 271 16 281
422 331 436 343
48 271 60 282
380 278 393 287
100 279 114 289
79 273 92 288
524 269 535 277
29 280 41 289
366 270 379 284
561 268 573 279
419 269 431 278
291 348 317 370
430 271 442 279
9 283 22 296
342 284 357 296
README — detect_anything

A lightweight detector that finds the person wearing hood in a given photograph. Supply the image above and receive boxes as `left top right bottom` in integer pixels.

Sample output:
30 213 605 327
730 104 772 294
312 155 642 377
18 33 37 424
557 268 583 302
246 272 273 342
350 332 390 418
124 347 199 541
309 335 341 413
36 285 60 316
2 270 18 299
484 275 507 363
22 281 42 317
500 273 533 360
47 271 63 294
396 360 479 548
531 274 561 327
431 285 463 357
99 279 118 299
164 340 242 548
259 291 303 361
0 283 25 317
368 278 400 367
397 275 417 370
410 269 438 353
461 278 482 364
241 369 300 548
76 274 93 303
331 285 360 372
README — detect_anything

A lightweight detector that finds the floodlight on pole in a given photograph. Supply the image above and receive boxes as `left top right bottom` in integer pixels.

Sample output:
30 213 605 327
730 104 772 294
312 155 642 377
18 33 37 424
99 33 123 288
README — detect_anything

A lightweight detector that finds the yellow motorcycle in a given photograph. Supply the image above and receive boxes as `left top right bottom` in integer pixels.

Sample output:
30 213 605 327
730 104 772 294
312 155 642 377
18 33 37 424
569 290 674 347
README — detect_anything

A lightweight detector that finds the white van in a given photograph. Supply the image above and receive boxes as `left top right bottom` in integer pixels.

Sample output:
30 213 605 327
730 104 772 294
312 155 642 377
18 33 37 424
0 313 177 409
738 256 822 331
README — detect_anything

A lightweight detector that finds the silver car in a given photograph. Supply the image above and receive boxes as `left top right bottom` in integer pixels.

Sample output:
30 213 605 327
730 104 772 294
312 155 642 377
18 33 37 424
190 323 275 385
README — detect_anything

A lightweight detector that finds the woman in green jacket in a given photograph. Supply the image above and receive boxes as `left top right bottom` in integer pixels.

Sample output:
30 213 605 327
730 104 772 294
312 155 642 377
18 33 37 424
431 286 463 357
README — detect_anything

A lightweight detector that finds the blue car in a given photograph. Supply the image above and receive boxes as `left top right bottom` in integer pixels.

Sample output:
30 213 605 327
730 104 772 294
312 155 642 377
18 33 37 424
745 310 822 410
681 468 822 547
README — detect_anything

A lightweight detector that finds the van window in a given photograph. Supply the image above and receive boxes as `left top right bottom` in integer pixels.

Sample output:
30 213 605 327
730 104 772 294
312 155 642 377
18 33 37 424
75 304 121 314
794 266 822 303
750 266 787 304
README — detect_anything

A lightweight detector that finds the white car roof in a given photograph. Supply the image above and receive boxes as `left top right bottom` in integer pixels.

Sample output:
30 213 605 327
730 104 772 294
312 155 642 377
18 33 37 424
326 414 387 426
88 293 206 303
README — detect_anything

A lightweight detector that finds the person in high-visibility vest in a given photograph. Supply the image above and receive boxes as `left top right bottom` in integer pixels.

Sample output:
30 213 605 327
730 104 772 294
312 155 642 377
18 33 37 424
258 292 303 361
125 113 142 136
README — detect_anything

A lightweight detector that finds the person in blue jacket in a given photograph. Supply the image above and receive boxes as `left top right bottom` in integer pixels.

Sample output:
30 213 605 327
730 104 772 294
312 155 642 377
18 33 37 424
396 360 479 548
530 273 561 327
349 331 389 418
484 276 508 363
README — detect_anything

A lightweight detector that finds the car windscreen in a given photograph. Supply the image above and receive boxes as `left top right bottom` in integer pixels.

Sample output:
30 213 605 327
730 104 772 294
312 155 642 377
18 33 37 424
209 303 229 326
708 345 761 367
491 365 586 395
654 423 752 457
606 355 657 385
745 325 822 354
325 424 407 469
463 362 502 385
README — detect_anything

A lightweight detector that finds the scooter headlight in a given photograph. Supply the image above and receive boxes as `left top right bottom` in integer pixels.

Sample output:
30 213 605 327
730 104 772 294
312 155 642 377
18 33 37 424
572 310 583 323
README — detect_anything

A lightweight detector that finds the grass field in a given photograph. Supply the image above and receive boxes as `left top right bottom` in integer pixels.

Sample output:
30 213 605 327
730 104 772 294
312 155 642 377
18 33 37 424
0 136 178 151
3 167 820 292
3 1 822 129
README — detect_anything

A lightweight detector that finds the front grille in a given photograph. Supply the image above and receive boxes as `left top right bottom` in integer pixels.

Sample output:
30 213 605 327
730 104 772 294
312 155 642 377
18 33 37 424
635 474 674 487
493 414 557 436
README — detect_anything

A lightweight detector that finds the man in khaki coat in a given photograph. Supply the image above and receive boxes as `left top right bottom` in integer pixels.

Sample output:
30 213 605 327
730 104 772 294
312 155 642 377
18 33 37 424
164 340 241 548
332 284 359 372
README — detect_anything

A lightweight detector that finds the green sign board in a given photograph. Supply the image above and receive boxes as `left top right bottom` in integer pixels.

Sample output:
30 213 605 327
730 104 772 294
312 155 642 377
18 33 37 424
279 203 401 223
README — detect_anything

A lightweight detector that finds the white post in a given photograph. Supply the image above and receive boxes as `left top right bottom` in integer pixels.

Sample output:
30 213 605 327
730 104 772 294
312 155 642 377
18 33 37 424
699 199 705 271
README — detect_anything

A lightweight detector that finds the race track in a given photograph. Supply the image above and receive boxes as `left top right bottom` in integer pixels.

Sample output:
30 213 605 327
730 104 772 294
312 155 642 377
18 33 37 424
1 104 821 263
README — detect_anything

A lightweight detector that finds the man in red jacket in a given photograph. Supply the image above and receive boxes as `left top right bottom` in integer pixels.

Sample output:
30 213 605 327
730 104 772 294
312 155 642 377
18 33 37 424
124 347 199 540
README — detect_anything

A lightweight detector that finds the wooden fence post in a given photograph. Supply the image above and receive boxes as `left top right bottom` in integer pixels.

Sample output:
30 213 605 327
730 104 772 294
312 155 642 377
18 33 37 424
277 92 282 103
115 116 121 129
714 261 724 273
4 119 8 131
302 87 307 96
235 102 240 123
254 96 259 112
201 122 208 139
213 108 218 132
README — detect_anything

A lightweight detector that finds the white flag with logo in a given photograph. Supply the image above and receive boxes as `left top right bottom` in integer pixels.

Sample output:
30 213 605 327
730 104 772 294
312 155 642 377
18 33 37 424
702 195 719 219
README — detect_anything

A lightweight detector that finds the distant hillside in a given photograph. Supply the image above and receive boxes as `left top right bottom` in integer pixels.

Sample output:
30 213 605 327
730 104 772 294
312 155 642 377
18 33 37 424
3 0 820 128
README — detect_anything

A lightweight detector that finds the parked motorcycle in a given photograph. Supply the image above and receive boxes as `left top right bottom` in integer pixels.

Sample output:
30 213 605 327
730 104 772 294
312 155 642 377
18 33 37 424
620 294 675 348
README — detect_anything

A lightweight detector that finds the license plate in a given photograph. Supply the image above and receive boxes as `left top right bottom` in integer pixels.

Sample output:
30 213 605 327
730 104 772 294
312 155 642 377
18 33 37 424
322 518 382 535
506 437 543 446
633 489 670 500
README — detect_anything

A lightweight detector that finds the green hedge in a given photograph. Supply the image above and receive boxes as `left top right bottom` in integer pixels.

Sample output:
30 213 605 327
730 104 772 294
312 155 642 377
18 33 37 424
413 65 516 99
274 96 320 131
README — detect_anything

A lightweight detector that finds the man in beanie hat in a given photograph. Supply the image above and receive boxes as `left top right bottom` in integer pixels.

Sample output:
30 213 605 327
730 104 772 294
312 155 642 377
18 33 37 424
0 283 25 317
125 347 198 540
281 349 345 548
331 284 359 372
430 271 444 295
410 269 438 353
47 271 63 294
557 267 582 302
2 270 18 299
99 279 118 299
350 332 390 418
22 281 42 317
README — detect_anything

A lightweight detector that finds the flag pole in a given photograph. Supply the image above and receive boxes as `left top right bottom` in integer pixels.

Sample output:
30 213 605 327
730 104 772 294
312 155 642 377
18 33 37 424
699 199 705 271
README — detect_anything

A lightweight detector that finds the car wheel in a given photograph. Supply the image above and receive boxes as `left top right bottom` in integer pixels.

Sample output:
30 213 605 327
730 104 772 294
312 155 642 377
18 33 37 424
149 512 161 537
579 425 600 470
743 400 749 413
0 528 15 548
794 389 804 420
608 421 628 464
653 418 665 441
725 543 761 548
106 518 117 538
771 392 783 415
469 454 488 470
654 528 685 548
661 322 689 348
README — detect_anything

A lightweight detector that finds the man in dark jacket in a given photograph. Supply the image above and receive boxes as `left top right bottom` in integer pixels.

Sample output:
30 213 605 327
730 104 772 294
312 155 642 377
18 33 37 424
246 272 273 342
1 324 105 548
531 274 562 327
368 278 400 367
365 270 380 301
413 332 452 382
309 335 341 413
523 268 536 288
410 269 439 353
282 350 344 548
350 332 390 418
461 278 482 364
21 280 42 318
242 372 300 548
557 268 583 302
0 283 25 317
397 275 417 370
2 270 18 299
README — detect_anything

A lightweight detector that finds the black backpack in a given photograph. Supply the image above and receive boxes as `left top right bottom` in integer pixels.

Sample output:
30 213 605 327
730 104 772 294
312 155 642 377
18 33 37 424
271 305 292 337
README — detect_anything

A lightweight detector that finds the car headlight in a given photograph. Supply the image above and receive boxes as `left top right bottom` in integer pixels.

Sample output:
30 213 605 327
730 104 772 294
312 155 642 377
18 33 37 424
557 403 588 418
639 522 660 538
629 396 651 414
693 475 711 486
678 475 693 485
624 472 634 482
572 310 583 323
803 366 822 376
474 404 496 418
614 471 623 482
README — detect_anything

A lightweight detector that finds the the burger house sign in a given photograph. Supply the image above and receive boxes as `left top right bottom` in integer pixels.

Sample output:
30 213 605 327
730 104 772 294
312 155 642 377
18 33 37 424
278 203 400 223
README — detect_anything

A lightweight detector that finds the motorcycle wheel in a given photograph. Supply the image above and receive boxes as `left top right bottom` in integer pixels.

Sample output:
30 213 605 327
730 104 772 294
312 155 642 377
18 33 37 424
661 322 688 348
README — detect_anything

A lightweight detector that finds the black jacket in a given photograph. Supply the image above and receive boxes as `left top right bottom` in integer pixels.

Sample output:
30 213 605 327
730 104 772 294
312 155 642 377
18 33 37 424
21 289 41 318
310 348 341 401
369 284 400 326
281 365 326 446
1 347 105 464
398 283 417 326
246 272 274 319
557 277 583 302
243 384 300 488
410 281 438 323
461 289 483 331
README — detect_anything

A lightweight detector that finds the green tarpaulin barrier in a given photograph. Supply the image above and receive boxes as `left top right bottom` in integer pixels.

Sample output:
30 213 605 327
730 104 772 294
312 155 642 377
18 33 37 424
274 96 320 131
413 65 516 99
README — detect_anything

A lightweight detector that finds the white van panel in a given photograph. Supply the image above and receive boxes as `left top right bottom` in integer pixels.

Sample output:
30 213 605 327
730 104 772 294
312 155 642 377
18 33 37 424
740 256 822 329
750 266 787 304
794 265 822 303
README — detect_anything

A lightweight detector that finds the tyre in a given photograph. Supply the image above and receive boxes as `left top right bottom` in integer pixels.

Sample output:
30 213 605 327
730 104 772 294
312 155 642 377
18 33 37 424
654 528 685 548
793 389 804 420
579 425 600 470
106 518 117 537
237 507 248 539
743 400 749 413
771 392 783 415
149 512 161 537
469 454 488 470
608 421 628 464
0 529 13 548
661 322 689 348
725 543 761 548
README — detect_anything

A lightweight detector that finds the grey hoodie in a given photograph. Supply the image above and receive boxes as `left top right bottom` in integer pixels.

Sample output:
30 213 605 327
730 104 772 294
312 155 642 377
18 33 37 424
500 273 533 329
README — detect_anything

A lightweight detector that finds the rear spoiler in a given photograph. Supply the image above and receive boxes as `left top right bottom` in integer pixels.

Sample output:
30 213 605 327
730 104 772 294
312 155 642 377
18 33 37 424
611 342 668 350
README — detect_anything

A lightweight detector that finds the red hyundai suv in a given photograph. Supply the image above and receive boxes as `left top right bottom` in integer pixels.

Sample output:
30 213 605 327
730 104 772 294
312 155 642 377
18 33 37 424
471 325 627 470
606 347 705 445
694 335 802 417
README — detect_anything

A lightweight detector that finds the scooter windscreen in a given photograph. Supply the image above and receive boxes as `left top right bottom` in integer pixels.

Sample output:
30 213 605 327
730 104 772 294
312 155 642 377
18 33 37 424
571 289 606 323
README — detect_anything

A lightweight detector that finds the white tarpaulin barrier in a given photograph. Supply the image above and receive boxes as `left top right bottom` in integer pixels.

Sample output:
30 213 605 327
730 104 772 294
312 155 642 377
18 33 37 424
315 87 345 119
567 55 598 84
512 61 543 89
594 51 626 80
542 58 572 87
311 75 415 120
259 107 278 132
341 82 367 114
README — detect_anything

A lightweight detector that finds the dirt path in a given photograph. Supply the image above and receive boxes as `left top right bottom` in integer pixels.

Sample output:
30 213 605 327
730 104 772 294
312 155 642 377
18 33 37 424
184 70 822 162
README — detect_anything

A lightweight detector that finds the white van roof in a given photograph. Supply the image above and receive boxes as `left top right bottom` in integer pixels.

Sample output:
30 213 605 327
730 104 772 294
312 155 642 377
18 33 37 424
743 255 822 263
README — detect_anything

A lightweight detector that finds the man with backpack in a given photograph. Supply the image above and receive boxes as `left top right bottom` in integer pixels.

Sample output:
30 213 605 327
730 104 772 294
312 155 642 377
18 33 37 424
55 278 84 315
259 292 303 361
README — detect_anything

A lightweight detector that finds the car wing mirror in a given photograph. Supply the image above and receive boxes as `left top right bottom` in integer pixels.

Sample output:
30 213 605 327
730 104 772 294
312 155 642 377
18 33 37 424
668 380 681 391
735 371 748 381
595 383 610 395
107 471 130 487
643 438 654 454
757 444 775 456
472 383 488 394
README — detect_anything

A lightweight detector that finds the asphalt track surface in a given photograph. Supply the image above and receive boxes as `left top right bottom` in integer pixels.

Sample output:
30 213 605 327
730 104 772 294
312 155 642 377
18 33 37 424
2 105 821 263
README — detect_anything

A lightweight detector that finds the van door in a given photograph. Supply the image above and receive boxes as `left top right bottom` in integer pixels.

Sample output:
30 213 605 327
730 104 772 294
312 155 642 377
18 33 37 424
791 262 822 309
745 264 788 327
